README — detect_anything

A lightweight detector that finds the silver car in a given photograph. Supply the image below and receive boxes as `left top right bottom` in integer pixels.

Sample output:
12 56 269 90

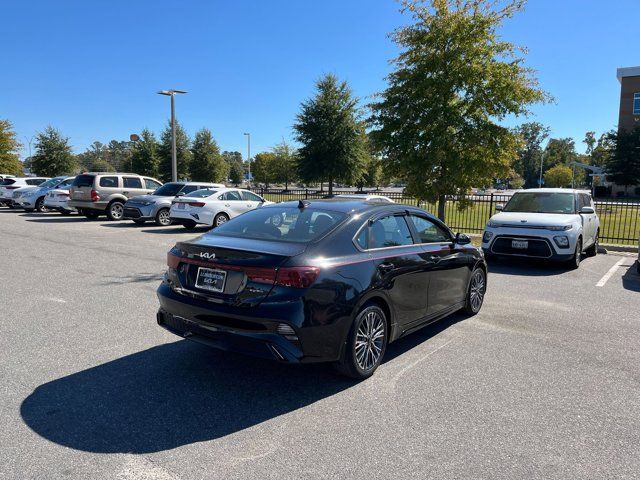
123 182 225 226
14 176 75 212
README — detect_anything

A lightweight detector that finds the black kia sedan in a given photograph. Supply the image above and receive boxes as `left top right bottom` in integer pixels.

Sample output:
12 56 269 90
156 197 487 379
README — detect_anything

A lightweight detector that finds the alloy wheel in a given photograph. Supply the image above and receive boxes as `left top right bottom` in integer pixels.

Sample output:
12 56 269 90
469 268 486 313
157 209 171 226
354 310 385 371
215 214 229 227
110 203 124 220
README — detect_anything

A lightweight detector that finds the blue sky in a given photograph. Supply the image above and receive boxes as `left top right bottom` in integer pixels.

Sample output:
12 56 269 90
2 0 635 159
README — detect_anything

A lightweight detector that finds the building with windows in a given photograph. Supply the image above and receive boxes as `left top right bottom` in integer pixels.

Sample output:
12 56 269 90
617 66 640 132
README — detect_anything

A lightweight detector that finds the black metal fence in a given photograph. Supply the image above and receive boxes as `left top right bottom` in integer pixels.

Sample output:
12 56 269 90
250 188 640 246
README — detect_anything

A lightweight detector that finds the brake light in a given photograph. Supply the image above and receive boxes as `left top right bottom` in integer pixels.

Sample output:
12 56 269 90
275 267 320 288
90 189 100 202
188 202 205 207
244 267 278 284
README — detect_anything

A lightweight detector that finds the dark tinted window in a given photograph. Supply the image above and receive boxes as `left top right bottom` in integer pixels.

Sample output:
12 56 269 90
223 191 242 201
355 227 368 249
369 215 413 248
241 191 263 202
72 175 95 187
0 179 16 185
210 207 345 243
27 179 46 185
188 188 218 198
153 183 183 196
145 178 162 190
123 177 142 188
99 176 118 188
578 193 592 210
408 215 451 243
180 185 201 195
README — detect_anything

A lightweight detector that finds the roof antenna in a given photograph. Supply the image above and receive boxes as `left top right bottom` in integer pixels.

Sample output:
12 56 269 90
298 200 310 209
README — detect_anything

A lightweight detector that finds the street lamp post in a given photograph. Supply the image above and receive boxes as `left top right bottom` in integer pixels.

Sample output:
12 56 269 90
157 89 187 182
243 132 251 183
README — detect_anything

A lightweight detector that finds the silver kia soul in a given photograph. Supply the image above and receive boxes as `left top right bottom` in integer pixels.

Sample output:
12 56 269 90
123 182 225 226
68 173 163 220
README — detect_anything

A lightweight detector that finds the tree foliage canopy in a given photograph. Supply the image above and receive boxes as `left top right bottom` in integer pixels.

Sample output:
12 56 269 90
158 120 191 181
252 152 278 187
31 126 77 176
190 128 228 183
0 119 23 175
369 0 549 219
544 164 573 188
294 74 368 194
513 122 549 188
130 129 160 177
606 127 640 190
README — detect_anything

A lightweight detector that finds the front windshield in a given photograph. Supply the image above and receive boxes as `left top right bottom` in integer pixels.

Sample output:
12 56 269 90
503 192 576 214
210 207 346 243
153 183 183 196
186 188 218 198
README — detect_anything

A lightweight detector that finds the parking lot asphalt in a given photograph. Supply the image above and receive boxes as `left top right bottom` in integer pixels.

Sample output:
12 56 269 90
1 209 639 480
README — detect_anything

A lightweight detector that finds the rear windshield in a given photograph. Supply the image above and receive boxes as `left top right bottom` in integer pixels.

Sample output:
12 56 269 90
210 207 346 243
38 178 63 188
187 188 218 198
153 183 183 196
0 179 16 185
503 192 576 214
72 175 95 187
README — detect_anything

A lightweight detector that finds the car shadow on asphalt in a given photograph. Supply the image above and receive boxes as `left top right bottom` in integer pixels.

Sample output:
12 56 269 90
487 257 576 276
25 217 90 223
20 314 460 454
140 226 210 234
622 263 640 292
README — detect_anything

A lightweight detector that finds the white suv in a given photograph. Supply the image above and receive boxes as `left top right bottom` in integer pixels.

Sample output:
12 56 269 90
482 188 599 269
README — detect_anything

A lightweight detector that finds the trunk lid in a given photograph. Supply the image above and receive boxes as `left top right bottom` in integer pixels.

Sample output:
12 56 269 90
172 236 307 307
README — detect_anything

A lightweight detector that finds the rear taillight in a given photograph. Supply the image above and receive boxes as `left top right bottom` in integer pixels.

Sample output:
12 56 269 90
188 202 205 207
275 267 320 288
90 189 100 202
244 267 278 284
58 193 70 198
167 251 181 269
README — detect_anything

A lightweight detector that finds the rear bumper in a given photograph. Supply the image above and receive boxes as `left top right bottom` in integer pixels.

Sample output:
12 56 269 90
156 282 344 364
68 200 107 211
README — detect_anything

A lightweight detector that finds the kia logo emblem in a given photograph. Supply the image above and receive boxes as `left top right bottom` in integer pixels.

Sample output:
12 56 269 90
197 252 216 260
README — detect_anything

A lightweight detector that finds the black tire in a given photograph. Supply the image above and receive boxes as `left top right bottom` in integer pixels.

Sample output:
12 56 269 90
213 212 230 228
182 220 197 230
585 231 598 257
106 201 125 221
24 208 34 213
567 237 582 270
84 210 100 219
464 266 486 316
155 208 171 226
35 196 48 213
60 209 73 216
133 219 146 226
334 304 388 380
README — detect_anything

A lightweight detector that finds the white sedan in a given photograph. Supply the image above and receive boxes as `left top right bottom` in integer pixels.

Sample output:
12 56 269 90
44 188 76 214
169 187 272 229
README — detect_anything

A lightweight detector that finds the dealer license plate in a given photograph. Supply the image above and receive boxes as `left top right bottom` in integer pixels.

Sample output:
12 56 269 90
195 267 226 293
511 240 528 249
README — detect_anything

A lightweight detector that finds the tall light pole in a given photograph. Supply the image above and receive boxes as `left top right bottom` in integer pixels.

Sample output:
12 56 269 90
243 132 251 183
157 89 187 182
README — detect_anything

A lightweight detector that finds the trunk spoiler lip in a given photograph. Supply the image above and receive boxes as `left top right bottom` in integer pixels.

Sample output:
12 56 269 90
176 237 309 258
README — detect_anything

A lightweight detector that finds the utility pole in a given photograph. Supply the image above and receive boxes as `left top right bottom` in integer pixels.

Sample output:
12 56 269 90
243 132 251 183
157 89 187 182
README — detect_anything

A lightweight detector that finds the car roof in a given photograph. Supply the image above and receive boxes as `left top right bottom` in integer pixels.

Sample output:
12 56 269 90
262 197 425 216
518 188 589 194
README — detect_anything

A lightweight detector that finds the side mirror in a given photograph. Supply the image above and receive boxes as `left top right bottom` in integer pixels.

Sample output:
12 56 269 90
580 206 595 214
175 192 185 197
495 204 504 211
456 232 472 245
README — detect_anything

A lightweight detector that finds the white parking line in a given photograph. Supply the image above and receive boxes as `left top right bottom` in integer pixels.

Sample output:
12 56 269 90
596 258 626 287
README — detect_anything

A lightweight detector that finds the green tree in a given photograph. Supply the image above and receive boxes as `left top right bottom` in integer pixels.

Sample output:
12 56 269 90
583 131 596 157
106 140 133 171
130 129 160 177
31 126 77 176
591 132 614 168
271 140 298 189
0 119 23 175
606 127 640 194
294 74 368 195
91 158 115 172
158 120 191 181
229 160 244 185
190 128 228 183
252 152 278 187
369 0 548 220
544 164 573 188
544 138 577 169
514 122 550 188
